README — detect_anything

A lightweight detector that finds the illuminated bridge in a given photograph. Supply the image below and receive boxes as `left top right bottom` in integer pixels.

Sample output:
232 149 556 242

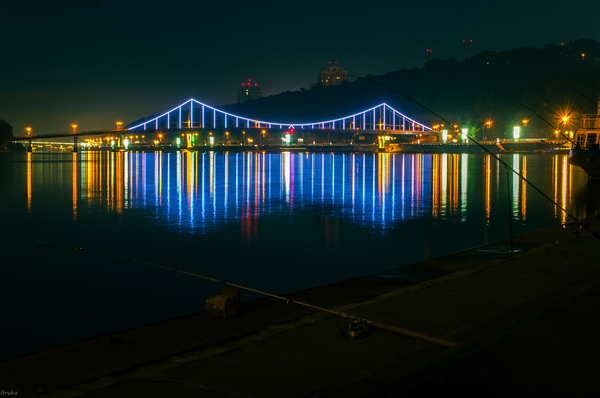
12 98 433 151
128 99 432 134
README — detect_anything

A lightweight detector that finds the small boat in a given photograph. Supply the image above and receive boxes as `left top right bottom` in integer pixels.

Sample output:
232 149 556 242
570 112 600 177
542 143 571 154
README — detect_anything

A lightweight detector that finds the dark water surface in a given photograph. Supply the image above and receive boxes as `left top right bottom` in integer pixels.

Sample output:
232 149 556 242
0 151 597 360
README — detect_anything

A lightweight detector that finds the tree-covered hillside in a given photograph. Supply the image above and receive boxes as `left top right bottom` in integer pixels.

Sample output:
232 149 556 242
221 39 600 140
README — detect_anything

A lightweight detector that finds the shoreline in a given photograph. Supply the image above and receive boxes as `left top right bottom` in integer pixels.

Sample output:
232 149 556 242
7 140 569 155
2 217 599 397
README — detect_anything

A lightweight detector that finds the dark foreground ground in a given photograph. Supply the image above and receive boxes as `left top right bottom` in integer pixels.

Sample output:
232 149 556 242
2 217 600 397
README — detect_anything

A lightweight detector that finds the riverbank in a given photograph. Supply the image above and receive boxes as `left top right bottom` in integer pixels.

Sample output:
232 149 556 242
14 140 568 154
2 217 599 397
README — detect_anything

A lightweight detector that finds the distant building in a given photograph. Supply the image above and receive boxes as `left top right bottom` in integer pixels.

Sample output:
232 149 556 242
317 62 348 87
237 79 263 103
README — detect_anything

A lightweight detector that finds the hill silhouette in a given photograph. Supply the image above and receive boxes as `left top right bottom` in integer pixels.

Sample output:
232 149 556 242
220 39 600 140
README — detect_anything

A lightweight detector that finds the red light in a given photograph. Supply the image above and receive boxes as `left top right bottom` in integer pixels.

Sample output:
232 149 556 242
255 83 257 86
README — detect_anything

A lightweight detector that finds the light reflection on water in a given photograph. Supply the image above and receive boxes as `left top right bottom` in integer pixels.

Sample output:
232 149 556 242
2 150 597 360
17 150 594 261
67 152 578 228
18 150 594 257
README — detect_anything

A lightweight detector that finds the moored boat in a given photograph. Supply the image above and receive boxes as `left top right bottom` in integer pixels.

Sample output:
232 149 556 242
570 112 600 177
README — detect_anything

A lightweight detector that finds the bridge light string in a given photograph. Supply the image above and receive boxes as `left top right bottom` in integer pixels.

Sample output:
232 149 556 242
348 74 599 240
126 98 432 133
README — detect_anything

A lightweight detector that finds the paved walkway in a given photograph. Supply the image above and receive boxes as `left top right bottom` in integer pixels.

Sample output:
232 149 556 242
2 218 600 397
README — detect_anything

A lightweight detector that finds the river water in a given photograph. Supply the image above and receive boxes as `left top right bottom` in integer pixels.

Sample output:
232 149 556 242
0 151 597 360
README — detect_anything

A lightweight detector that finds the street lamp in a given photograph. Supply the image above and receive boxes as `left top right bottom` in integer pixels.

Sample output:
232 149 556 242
116 121 123 130
25 127 31 136
483 120 492 141
72 124 78 133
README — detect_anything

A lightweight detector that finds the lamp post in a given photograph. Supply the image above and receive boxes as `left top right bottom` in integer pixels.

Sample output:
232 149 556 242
560 115 571 141
25 127 31 136
483 120 492 141
71 124 78 153
116 121 123 130
520 119 528 140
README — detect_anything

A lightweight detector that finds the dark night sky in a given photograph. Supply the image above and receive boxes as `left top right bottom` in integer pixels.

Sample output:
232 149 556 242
2 0 599 135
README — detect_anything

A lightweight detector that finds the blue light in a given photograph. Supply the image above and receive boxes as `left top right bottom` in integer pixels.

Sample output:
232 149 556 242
124 98 432 132
372 109 375 130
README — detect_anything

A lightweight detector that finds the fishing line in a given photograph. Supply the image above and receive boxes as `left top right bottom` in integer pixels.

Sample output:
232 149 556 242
494 91 600 167
36 244 457 348
349 75 600 240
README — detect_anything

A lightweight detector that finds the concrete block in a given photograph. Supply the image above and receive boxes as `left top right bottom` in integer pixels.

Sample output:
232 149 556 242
206 286 241 318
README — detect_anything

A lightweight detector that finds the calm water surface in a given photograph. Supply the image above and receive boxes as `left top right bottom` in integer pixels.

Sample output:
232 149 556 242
0 151 596 359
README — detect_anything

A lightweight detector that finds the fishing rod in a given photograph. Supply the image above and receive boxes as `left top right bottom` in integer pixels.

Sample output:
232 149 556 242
349 74 600 241
558 85 600 111
37 244 457 348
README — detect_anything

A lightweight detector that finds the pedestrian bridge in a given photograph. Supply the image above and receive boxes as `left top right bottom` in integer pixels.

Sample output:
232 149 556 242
127 99 432 135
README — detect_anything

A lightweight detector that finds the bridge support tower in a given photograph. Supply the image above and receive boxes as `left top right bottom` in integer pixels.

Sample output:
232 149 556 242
73 136 78 153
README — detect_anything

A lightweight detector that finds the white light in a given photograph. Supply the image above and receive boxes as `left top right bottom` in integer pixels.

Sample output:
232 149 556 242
513 127 520 140
442 130 448 142
123 139 129 149
209 136 214 145
461 128 468 140
176 138 181 145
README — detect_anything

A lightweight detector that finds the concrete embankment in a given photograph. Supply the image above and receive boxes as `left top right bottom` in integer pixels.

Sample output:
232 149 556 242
2 218 600 397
